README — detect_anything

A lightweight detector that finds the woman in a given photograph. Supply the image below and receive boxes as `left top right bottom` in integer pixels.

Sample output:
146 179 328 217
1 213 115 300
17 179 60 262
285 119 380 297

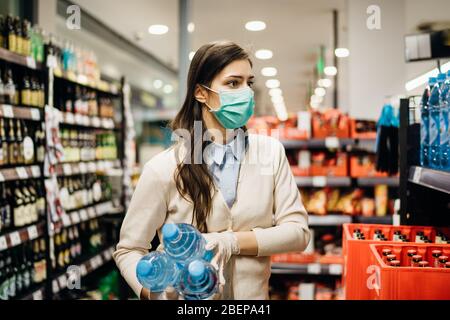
113 41 310 300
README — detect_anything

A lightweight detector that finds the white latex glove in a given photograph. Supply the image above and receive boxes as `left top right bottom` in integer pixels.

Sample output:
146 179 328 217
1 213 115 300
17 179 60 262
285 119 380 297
202 231 240 288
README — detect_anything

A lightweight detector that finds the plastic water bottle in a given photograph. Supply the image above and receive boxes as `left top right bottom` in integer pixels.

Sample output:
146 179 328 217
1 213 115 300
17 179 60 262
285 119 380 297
136 251 181 292
441 71 450 170
420 77 436 167
429 74 446 168
179 259 219 300
162 223 208 264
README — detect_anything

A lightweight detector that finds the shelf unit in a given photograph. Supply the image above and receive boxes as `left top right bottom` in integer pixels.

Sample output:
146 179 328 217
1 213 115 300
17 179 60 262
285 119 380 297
399 98 450 226
51 246 115 295
271 263 343 276
295 176 352 187
0 46 127 300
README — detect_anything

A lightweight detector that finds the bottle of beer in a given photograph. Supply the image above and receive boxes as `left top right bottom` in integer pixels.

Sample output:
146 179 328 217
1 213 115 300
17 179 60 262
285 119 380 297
14 17 22 55
6 15 16 52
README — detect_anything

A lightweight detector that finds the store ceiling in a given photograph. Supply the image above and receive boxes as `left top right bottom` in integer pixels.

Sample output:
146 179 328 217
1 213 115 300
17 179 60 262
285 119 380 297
72 0 345 114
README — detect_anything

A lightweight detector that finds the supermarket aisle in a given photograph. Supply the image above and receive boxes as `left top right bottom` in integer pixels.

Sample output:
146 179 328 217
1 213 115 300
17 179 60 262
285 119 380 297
0 0 449 304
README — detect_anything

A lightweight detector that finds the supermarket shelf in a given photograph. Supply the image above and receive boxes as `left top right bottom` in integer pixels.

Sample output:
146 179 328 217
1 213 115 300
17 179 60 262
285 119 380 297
309 215 352 226
295 176 351 187
0 104 43 121
356 176 399 187
54 69 119 95
271 263 343 276
0 47 43 70
52 246 115 294
56 201 115 229
19 285 46 300
54 160 121 176
60 112 115 129
0 221 46 253
0 165 42 182
281 138 355 149
352 215 393 225
409 166 450 195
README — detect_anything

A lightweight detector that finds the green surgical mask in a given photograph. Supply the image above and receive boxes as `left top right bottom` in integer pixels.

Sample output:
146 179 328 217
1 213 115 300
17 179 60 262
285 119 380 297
201 85 255 129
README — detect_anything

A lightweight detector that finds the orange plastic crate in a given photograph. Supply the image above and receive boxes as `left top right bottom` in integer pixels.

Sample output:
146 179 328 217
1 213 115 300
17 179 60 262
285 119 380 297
342 223 449 300
368 243 450 300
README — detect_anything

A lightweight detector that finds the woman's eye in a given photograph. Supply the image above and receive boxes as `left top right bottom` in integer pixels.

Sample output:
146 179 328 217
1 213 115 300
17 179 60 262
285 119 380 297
248 81 254 88
228 80 238 87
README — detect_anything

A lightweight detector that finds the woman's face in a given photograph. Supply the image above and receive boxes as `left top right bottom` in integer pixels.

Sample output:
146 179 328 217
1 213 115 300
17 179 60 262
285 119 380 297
203 59 254 111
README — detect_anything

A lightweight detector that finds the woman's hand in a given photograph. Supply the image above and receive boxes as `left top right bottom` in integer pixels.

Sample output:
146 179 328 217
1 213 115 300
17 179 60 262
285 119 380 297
140 286 181 300
202 231 240 286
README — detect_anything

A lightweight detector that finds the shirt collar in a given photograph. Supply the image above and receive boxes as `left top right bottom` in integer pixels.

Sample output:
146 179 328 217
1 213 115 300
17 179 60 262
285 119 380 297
206 133 247 165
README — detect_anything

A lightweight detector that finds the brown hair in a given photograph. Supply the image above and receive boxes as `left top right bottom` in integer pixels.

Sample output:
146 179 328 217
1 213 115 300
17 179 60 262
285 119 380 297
170 41 251 232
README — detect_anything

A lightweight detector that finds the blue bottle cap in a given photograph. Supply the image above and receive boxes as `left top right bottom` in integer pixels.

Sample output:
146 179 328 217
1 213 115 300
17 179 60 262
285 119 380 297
136 260 152 277
429 77 437 85
188 260 206 280
447 70 450 77
162 224 179 241
438 73 446 82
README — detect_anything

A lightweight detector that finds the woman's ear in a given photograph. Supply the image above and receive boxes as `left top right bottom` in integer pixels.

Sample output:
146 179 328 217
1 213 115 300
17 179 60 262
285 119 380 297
194 84 208 104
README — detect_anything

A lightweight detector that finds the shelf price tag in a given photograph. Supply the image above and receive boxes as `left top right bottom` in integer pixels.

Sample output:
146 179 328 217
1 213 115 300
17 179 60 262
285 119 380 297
52 280 59 293
96 256 103 267
75 113 83 125
65 113 75 124
47 55 58 69
61 215 71 227
31 166 41 178
412 167 422 183
27 225 38 240
312 177 327 187
80 264 87 276
3 105 14 118
325 137 340 149
83 116 90 126
26 56 37 69
30 109 41 120
307 263 321 275
10 231 21 246
88 207 96 218
71 212 81 224
329 264 343 275
0 172 5 182
58 275 67 289
32 290 43 300
63 164 72 175
16 167 28 179
80 209 88 221
103 250 112 261
0 236 7 251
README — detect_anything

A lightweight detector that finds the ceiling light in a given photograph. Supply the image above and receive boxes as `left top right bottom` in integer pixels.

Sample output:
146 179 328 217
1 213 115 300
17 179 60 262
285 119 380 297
261 67 277 77
245 21 266 31
405 61 450 91
187 22 195 33
318 79 332 88
335 48 349 58
269 88 282 97
255 49 273 60
271 95 284 104
315 87 326 97
148 24 169 35
311 95 323 104
265 79 280 88
324 66 338 76
163 84 173 94
189 51 196 61
153 79 163 89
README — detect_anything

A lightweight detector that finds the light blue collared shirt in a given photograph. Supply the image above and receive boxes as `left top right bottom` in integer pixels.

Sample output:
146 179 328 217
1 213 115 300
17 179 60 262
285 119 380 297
205 134 247 208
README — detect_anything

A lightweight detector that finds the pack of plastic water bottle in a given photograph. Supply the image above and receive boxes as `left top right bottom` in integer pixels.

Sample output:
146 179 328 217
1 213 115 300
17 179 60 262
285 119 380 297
420 71 450 171
136 223 218 300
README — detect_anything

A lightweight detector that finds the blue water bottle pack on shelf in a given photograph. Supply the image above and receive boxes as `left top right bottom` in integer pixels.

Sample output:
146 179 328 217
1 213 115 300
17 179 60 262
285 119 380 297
136 223 218 300
420 71 450 171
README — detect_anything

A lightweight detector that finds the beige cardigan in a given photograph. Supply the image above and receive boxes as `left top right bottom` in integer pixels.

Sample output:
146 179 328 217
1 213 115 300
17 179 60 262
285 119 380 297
113 134 311 299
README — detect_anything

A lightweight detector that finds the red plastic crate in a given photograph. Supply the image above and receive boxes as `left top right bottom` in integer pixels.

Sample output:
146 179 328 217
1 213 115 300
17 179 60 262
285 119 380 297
368 243 450 299
342 223 449 300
